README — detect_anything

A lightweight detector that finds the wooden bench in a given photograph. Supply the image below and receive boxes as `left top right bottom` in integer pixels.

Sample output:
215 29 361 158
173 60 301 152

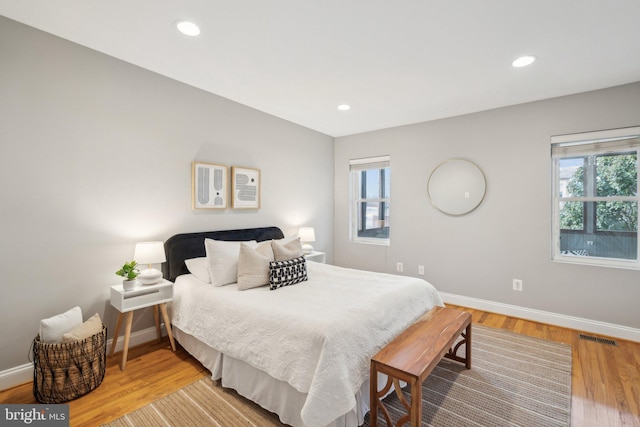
370 306 472 427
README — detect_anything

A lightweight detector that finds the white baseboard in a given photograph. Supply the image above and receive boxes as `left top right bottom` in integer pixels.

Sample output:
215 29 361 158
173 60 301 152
0 363 34 394
440 292 640 343
0 324 167 393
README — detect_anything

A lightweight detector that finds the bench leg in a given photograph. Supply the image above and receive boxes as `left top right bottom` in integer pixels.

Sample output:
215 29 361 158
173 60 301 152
465 322 472 369
370 363 398 427
394 377 422 427
444 321 472 369
371 371 422 427
410 377 422 427
370 363 378 427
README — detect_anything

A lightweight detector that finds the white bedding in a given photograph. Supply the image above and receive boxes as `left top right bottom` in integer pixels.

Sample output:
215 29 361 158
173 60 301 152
171 261 443 427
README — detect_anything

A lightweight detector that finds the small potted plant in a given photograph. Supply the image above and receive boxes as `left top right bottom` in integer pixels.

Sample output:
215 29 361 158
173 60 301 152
116 261 140 291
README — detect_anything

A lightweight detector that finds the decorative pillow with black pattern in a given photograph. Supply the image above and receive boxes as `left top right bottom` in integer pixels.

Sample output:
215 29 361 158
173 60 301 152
268 256 308 290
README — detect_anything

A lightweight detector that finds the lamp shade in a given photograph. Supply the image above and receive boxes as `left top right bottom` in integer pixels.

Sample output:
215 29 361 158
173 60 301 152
298 227 316 255
298 227 316 243
134 241 166 285
133 241 166 265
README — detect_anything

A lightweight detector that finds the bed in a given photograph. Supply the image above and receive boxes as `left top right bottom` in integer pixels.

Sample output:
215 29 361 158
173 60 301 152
163 227 444 427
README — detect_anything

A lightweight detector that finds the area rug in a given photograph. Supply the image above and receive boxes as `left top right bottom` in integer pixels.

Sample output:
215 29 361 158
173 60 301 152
103 325 572 427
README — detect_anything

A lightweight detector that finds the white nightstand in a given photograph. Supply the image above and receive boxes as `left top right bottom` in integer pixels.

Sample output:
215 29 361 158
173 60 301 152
109 279 176 370
304 251 326 263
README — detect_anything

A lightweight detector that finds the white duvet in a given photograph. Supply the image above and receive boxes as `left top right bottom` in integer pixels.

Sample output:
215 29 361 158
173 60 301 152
171 262 443 427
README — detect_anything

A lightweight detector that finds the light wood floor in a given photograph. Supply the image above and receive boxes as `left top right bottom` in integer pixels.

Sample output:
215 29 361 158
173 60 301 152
1 305 638 426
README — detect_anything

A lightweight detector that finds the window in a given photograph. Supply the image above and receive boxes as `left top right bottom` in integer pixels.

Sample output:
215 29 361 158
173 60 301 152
349 156 390 244
551 126 640 268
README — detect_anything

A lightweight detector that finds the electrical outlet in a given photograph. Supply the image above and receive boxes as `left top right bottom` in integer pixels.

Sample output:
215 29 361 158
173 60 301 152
396 262 403 272
418 265 425 275
513 279 523 291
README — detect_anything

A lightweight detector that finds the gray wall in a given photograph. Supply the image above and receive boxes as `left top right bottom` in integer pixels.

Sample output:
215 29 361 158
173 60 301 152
334 82 640 330
0 17 334 370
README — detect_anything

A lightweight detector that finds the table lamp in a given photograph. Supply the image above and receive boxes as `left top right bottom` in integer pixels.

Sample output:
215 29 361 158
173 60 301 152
134 241 166 285
298 227 316 255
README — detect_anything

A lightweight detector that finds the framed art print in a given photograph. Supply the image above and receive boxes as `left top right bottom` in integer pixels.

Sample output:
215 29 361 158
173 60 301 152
231 166 260 209
192 162 228 209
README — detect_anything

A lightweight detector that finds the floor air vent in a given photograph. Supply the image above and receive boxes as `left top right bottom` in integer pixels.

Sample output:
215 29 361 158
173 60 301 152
578 334 617 346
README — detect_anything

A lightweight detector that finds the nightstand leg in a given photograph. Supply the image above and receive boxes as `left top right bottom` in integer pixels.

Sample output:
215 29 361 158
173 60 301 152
153 305 161 342
109 312 124 357
121 311 134 370
159 303 176 351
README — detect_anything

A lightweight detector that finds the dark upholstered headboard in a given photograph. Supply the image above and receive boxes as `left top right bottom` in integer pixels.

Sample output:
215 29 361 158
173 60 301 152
162 226 284 282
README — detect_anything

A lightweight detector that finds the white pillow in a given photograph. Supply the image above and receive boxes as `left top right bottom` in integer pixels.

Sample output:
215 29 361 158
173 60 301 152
272 237 303 261
39 306 83 344
185 257 211 283
237 241 274 290
273 236 299 244
62 313 103 342
205 239 257 286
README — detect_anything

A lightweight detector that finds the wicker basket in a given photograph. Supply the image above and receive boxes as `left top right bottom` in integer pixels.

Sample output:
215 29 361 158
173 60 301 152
32 325 107 403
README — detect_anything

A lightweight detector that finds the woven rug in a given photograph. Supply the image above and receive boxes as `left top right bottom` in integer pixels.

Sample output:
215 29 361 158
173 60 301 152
103 325 572 427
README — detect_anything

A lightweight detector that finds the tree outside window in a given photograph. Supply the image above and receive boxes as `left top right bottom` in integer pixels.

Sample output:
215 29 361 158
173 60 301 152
560 153 638 233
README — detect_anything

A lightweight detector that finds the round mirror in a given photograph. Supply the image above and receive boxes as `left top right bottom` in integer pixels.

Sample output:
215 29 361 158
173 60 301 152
428 159 486 215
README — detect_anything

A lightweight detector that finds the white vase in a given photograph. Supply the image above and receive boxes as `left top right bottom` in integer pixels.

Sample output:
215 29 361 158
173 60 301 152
122 279 140 291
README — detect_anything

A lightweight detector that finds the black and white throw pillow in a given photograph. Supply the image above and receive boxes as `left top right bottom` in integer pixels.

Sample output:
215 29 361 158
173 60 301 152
269 256 308 290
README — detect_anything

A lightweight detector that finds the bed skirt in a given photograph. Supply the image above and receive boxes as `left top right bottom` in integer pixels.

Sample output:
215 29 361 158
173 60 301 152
174 326 373 427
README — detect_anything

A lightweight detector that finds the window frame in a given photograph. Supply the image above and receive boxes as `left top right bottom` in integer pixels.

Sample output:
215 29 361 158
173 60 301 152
551 126 640 269
349 156 390 245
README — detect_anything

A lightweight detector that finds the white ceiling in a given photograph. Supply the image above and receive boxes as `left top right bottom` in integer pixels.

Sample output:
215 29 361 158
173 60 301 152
2 1 640 137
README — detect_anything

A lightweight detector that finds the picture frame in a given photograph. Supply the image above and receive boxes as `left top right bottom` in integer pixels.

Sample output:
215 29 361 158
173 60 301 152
192 162 228 209
231 166 261 209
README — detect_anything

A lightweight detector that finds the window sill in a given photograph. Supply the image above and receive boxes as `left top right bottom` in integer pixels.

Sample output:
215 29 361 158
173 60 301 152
553 255 640 270
351 238 390 246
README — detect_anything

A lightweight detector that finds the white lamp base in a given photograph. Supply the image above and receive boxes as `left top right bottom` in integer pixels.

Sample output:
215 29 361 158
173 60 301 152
138 268 163 285
302 244 314 255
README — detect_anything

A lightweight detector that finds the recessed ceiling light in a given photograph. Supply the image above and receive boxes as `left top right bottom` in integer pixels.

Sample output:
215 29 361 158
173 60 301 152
176 21 201 37
337 104 351 111
512 55 537 68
